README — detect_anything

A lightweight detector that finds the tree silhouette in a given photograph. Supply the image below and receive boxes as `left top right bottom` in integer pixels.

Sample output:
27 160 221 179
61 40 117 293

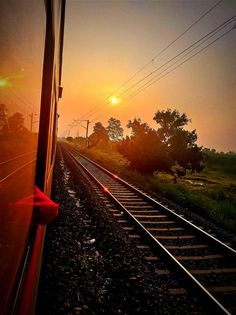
89 122 109 148
118 118 170 174
106 117 123 141
118 109 203 177
127 118 149 137
153 109 189 144
153 109 203 174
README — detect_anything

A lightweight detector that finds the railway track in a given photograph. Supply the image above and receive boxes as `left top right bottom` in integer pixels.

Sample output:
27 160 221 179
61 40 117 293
62 143 236 314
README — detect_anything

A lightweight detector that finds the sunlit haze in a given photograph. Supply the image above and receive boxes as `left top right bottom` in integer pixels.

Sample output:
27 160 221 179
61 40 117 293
111 97 119 105
59 0 236 152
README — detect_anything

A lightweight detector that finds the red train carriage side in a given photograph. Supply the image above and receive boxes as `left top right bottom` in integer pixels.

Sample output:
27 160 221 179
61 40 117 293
0 1 66 314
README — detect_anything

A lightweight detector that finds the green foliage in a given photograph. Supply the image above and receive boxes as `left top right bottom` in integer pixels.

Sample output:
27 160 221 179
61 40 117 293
118 118 170 174
84 109 235 232
106 117 123 141
85 146 128 174
117 109 203 176
153 108 190 143
154 109 203 173
203 150 236 176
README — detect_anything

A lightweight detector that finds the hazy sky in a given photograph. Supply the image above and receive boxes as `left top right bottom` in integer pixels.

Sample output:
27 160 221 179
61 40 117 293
59 0 236 152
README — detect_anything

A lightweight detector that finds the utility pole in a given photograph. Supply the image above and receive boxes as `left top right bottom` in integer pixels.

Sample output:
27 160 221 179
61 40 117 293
85 119 90 149
73 119 90 149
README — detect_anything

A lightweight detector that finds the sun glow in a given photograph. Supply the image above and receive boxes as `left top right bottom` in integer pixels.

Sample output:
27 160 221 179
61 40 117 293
111 97 119 105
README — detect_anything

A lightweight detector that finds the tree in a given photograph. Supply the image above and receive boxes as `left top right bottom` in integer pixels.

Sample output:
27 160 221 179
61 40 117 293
153 109 203 174
106 117 123 141
118 119 170 174
89 122 109 148
127 118 150 137
153 109 189 144
117 109 203 178
93 122 109 141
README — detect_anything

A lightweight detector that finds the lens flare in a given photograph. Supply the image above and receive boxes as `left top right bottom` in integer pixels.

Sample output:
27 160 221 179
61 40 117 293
0 79 8 88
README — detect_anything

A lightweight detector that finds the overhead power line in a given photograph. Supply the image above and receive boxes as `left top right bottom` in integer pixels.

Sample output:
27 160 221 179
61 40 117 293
77 0 223 121
119 16 236 100
89 16 235 123
109 0 224 96
116 16 235 99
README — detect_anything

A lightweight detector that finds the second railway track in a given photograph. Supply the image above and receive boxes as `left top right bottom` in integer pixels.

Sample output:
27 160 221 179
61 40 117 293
62 142 236 314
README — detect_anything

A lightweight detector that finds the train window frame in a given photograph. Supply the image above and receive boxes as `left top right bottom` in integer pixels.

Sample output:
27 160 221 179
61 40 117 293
36 0 56 191
36 0 65 192
51 83 58 165
12 1 66 314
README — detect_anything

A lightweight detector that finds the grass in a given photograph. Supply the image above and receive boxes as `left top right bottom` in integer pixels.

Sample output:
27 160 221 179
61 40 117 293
77 144 236 234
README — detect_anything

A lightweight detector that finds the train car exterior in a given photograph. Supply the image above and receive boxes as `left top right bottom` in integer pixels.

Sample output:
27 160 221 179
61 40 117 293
0 1 65 314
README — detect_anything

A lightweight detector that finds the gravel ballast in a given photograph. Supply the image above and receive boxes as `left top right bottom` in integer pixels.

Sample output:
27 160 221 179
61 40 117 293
36 147 204 314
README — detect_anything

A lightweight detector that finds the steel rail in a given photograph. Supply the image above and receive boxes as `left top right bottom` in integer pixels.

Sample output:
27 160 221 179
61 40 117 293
64 147 234 315
77 150 236 256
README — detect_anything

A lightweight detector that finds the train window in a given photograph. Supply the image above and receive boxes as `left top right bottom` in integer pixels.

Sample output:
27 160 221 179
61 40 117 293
0 1 46 313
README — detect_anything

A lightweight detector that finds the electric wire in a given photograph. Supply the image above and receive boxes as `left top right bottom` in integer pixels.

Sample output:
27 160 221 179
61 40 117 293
115 16 235 99
76 0 223 122
109 0 223 96
88 17 235 123
123 18 236 101
91 21 235 123
122 23 236 103
83 15 235 123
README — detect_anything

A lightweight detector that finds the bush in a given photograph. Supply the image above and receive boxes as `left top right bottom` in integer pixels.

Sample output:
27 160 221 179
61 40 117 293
204 151 236 176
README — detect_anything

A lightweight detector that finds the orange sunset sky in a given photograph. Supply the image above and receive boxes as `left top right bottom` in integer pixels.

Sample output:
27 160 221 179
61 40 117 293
59 0 236 152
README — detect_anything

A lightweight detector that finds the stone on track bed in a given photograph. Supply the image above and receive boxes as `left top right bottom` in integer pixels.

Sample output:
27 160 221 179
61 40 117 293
36 147 202 315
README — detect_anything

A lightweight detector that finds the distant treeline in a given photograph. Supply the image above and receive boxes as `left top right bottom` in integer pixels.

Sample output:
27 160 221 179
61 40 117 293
65 109 235 178
203 149 236 176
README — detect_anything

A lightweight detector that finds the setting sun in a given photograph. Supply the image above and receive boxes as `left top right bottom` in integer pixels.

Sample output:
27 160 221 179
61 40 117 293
111 97 119 105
